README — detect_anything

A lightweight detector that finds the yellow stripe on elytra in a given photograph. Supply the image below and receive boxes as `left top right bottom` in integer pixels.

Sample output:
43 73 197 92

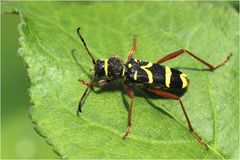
180 73 188 88
165 66 172 88
134 71 138 80
140 62 153 83
128 63 132 68
122 67 126 76
104 59 108 77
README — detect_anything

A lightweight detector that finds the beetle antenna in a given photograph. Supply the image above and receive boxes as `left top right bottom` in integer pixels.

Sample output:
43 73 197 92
77 27 96 64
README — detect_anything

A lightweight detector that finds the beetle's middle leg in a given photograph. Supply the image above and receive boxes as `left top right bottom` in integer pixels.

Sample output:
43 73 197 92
123 85 135 138
147 88 209 149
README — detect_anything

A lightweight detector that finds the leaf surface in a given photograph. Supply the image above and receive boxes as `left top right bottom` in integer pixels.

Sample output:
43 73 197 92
3 2 239 159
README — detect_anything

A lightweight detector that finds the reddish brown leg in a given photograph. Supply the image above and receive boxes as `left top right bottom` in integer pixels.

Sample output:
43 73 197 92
147 88 209 149
156 49 232 71
77 80 108 115
123 85 135 138
127 35 137 62
77 80 97 115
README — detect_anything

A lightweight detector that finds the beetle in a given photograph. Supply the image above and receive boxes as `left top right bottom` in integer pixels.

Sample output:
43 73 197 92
76 27 232 149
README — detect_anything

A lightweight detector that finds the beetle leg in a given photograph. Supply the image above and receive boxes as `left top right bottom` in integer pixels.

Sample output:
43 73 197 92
123 85 135 138
77 80 108 115
77 80 96 115
147 88 209 149
127 35 137 62
156 49 232 71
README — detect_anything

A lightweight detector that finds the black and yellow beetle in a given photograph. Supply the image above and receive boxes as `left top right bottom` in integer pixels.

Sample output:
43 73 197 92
76 27 232 149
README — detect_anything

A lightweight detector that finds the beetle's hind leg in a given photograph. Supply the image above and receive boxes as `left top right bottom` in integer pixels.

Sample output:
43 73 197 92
147 88 209 149
123 85 135 138
156 49 232 71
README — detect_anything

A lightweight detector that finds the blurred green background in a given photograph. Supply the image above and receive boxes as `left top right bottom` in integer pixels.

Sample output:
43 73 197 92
1 2 238 159
1 14 58 158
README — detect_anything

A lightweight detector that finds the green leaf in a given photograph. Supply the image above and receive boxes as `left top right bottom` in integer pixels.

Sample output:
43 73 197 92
3 2 238 159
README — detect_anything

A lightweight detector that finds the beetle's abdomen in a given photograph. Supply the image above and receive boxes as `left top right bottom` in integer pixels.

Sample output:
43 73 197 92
166 67 188 89
125 59 189 89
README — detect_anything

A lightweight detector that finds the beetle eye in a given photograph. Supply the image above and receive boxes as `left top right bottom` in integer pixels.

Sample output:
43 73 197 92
94 60 105 79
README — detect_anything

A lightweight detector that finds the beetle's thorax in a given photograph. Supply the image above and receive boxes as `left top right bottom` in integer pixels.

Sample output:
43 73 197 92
94 56 125 81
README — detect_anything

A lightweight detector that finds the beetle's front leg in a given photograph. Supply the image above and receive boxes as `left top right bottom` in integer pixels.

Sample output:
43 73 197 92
127 35 137 62
77 79 107 115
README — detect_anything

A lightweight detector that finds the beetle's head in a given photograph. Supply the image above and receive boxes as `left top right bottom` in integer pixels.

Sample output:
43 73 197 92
77 28 124 82
93 60 105 80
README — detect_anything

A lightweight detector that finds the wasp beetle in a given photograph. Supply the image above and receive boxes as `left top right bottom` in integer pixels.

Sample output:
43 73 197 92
76 27 232 149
